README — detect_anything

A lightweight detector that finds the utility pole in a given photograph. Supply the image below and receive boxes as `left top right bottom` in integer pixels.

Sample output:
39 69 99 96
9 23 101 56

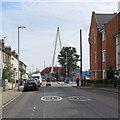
18 26 26 91
66 52 68 82
80 29 82 77
0 40 3 87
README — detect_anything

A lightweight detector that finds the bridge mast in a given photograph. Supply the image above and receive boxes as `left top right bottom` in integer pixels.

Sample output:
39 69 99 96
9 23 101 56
51 27 62 74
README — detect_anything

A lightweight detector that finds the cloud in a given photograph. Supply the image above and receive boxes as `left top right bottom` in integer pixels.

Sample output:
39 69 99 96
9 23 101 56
2 0 119 2
1 1 118 72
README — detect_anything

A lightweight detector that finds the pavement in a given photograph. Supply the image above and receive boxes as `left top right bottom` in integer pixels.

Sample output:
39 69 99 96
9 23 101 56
1 81 118 108
57 81 119 93
2 86 23 107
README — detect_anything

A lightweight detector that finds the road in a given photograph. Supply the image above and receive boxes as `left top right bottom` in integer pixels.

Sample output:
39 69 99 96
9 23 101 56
2 82 119 119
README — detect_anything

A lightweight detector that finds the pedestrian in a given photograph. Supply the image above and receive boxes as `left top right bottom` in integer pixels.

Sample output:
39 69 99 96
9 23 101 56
80 76 83 86
114 77 117 88
83 77 86 87
76 77 79 87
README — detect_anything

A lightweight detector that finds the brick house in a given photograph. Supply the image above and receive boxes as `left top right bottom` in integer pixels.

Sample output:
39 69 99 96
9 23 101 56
89 11 119 80
113 13 120 72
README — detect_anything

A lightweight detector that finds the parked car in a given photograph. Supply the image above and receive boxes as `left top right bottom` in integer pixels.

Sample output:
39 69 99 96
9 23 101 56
23 80 39 91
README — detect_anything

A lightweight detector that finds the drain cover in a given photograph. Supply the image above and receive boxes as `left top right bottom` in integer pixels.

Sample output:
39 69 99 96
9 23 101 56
41 96 62 101
68 96 91 101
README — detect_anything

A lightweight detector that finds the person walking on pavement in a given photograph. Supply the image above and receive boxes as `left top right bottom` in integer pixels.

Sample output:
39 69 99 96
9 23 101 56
114 77 117 88
83 77 86 87
76 77 80 87
80 76 83 86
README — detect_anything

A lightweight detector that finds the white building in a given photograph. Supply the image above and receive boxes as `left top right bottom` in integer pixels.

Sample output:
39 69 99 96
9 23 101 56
11 50 18 84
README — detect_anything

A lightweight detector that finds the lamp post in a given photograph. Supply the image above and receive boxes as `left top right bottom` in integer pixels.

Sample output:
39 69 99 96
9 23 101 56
65 52 68 83
18 26 26 91
0 40 3 87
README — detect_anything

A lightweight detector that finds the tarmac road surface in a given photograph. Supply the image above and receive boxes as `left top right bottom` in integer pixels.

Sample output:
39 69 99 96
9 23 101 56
2 82 118 119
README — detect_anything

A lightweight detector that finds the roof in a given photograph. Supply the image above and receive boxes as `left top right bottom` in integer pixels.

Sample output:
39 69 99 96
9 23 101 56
94 13 117 31
40 67 63 75
113 30 120 37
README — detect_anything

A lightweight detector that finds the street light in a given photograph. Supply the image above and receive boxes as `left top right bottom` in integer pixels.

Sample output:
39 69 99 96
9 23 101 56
18 26 26 91
65 52 68 83
0 40 3 87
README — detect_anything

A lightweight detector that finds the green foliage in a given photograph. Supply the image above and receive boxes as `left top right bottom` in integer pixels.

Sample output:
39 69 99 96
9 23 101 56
117 77 120 85
33 70 40 74
2 64 14 83
28 72 32 78
87 79 115 84
58 47 80 77
20 68 25 79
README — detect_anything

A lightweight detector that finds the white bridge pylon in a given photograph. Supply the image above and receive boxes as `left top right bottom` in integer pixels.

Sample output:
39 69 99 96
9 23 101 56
51 27 62 73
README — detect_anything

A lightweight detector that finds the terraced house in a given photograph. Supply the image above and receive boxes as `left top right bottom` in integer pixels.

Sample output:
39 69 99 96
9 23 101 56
89 11 120 80
0 39 27 88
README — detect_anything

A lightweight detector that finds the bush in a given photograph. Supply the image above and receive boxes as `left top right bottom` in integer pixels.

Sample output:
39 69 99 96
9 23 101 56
87 79 115 84
117 77 120 85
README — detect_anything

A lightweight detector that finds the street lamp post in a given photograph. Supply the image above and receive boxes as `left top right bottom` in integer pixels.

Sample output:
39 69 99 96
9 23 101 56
0 40 3 87
65 52 68 82
18 26 26 91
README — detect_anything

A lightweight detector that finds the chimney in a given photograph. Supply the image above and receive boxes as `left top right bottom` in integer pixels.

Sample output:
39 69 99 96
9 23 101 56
12 50 16 57
15 54 18 59
5 46 11 55
0 39 5 50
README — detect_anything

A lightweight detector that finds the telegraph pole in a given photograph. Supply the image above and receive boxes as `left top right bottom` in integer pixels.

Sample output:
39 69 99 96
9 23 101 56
80 29 82 77
66 52 68 81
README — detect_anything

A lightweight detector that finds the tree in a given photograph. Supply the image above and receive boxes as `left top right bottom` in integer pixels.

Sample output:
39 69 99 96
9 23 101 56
28 72 32 79
20 68 25 80
2 64 14 83
58 47 80 77
33 70 40 74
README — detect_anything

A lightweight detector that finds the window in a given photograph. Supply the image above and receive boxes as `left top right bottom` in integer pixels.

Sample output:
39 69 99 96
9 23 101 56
102 50 106 62
102 30 105 41
103 70 106 79
94 52 96 64
95 72 97 79
94 34 96 44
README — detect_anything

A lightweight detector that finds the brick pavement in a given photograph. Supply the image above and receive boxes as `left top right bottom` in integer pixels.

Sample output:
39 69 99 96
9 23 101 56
2 86 23 107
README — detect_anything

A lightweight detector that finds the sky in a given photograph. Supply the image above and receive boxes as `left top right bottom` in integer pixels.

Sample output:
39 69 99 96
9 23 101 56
0 0 119 73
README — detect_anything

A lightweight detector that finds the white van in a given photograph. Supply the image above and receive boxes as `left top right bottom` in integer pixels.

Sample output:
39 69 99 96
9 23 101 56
32 73 42 86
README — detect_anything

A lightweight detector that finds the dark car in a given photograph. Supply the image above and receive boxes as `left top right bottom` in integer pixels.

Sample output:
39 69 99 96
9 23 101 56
23 80 39 91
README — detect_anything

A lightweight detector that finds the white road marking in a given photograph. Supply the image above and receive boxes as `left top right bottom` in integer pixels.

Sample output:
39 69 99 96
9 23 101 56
68 96 91 101
41 96 62 101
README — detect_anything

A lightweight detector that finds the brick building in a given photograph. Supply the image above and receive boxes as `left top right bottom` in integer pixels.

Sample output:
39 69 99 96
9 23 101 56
89 11 119 80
